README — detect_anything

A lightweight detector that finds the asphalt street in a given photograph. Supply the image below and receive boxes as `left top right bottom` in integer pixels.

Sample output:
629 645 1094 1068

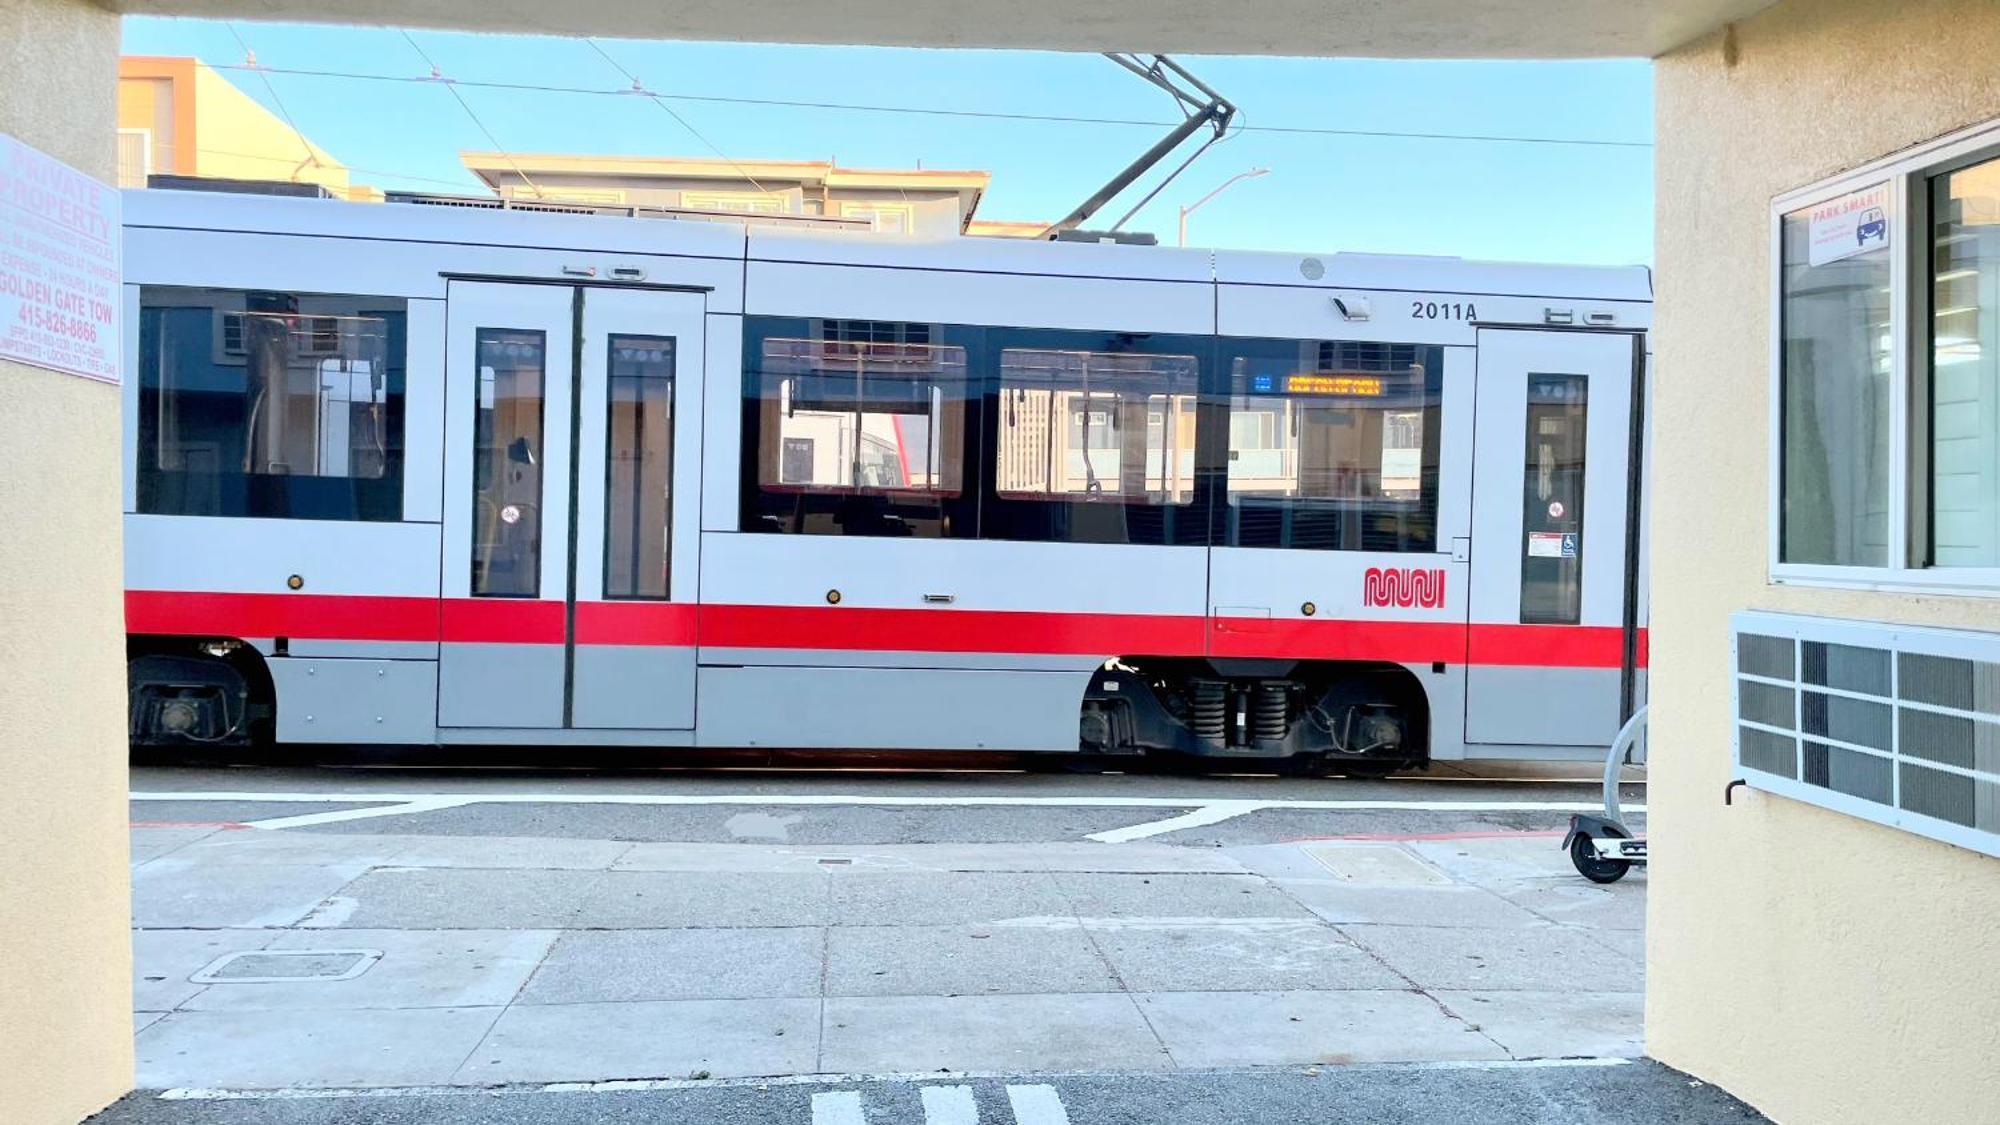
94 1061 1760 1124
131 762 1647 847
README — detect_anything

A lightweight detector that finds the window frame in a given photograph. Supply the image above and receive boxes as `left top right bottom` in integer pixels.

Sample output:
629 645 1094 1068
682 189 789 215
601 333 676 602
135 284 411 524
1217 336 1446 554
1770 114 2000 594
737 315 979 539
839 201 917 233
990 344 1201 509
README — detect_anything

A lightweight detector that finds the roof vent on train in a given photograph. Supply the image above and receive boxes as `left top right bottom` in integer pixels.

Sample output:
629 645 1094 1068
1049 229 1159 245
145 174 336 199
380 190 870 231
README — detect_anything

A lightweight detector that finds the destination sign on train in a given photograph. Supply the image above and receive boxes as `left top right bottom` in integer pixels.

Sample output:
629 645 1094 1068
1285 373 1384 396
1246 372 1387 396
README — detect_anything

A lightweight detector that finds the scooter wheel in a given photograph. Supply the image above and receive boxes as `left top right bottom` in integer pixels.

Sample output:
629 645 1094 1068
1570 832 1632 884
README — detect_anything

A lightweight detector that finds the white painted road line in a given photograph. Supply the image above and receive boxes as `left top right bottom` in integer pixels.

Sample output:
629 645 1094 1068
920 1084 979 1124
1086 800 1270 843
812 1090 868 1125
127 792 1636 811
1005 1084 1071 1125
238 797 475 831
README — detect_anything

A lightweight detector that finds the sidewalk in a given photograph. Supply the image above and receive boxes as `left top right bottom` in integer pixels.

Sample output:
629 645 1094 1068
129 821 1645 1089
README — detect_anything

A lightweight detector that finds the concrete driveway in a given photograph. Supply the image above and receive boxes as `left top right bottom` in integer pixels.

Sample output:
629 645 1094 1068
125 767 1647 1096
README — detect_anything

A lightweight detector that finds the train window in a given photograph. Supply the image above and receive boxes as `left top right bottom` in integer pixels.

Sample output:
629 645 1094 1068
470 329 547 598
1520 374 1588 624
603 335 674 600
992 349 1198 505
1223 340 1442 552
743 322 968 537
135 286 406 521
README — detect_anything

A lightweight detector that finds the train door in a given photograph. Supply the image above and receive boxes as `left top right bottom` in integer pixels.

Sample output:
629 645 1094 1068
1464 327 1642 749
437 280 704 731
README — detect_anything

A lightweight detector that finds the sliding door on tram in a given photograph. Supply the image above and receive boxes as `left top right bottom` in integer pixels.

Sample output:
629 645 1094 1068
1464 327 1641 750
437 280 705 731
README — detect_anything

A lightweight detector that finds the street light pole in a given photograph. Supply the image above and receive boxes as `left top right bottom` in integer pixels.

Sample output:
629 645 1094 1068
1177 166 1269 247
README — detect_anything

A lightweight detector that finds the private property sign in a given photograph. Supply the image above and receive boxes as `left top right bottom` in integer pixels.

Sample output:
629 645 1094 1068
0 133 120 384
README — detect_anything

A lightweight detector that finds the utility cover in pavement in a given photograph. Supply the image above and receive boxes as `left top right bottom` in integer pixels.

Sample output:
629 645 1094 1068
191 950 382 983
1301 843 1453 885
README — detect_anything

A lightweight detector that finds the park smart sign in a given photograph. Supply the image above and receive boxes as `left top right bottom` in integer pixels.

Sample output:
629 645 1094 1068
0 132 121 384
1806 182 1891 267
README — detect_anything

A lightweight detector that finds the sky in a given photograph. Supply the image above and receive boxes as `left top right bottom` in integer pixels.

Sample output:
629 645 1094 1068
121 19 1655 265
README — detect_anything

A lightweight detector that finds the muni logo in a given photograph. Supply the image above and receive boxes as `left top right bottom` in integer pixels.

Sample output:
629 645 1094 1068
1362 566 1447 609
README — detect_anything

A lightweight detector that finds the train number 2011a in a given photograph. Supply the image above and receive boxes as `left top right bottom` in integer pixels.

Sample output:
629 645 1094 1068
1410 299 1477 321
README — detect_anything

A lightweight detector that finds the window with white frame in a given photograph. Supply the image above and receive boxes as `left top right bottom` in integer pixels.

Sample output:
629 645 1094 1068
1774 120 2000 587
840 202 915 233
681 190 788 215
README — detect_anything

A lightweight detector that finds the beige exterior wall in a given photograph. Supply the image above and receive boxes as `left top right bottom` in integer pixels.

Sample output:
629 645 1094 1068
116 56 359 196
0 1 135 1123
185 62 350 194
1650 2 2000 1121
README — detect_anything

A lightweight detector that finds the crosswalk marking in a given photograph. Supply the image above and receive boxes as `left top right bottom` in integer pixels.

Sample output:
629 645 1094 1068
1005 1085 1072 1125
809 1082 1071 1124
812 1090 868 1125
919 1085 979 1125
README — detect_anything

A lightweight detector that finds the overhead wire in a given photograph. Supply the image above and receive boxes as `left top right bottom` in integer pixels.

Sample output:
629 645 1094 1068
222 24 322 180
199 61 1653 151
182 146 481 191
397 29 546 200
582 39 774 195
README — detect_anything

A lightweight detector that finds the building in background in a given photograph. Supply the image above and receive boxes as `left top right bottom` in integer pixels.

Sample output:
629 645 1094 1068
460 152 1020 237
117 56 376 199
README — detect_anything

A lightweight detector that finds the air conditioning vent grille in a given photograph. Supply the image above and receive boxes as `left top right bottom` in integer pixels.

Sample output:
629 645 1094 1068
1733 611 2000 859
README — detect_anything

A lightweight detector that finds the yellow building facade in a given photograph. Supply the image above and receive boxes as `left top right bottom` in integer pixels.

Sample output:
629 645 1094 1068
1648 2 2000 1120
117 55 374 199
459 152 996 236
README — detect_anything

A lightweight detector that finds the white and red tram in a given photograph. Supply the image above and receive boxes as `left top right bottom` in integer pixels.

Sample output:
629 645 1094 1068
119 188 1650 771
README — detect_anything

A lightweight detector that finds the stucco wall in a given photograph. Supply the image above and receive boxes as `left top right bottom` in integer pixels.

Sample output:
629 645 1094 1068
0 0 134 1121
1650 2 2000 1121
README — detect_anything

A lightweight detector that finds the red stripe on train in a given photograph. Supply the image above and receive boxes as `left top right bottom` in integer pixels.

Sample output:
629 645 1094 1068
439 598 566 644
575 601 699 646
1210 617 1465 664
124 591 441 643
698 603 1208 656
124 590 1646 669
1465 622 1643 669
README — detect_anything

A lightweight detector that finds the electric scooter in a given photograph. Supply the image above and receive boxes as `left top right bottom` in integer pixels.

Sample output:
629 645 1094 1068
1563 705 1648 883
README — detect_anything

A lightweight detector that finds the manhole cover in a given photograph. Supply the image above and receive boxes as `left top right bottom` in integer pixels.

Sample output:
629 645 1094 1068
192 949 381 984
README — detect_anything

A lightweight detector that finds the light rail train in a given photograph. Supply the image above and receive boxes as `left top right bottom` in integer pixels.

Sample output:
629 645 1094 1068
119 189 1650 773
